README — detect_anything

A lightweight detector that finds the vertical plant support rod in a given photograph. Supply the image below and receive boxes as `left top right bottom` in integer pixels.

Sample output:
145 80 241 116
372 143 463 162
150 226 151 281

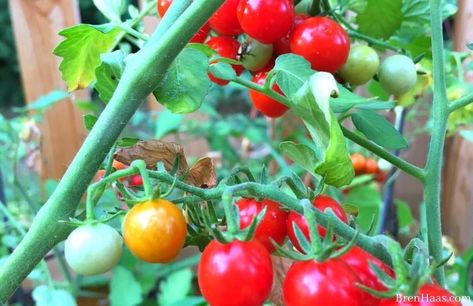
424 0 449 285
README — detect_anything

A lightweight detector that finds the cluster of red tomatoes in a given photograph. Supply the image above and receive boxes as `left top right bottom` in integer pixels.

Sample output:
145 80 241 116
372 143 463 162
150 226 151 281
96 160 143 187
158 0 418 119
201 196 376 305
351 153 388 183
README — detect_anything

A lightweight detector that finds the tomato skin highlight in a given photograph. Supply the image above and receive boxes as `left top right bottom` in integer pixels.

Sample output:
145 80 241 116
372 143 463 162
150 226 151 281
290 16 350 73
287 195 347 252
378 284 461 306
206 36 243 86
339 246 393 306
157 0 209 43
209 0 243 36
64 223 123 276
283 259 363 306
273 13 308 55
237 0 294 44
249 71 288 117
237 198 288 252
123 199 187 263
198 239 273 306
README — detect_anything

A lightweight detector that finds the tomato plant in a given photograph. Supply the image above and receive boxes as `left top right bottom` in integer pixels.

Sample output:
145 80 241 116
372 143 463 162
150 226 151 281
0 0 471 304
64 223 123 276
283 259 363 306
237 0 294 44
287 195 348 251
249 71 288 117
290 16 350 73
198 239 273 306
237 198 288 252
123 199 187 263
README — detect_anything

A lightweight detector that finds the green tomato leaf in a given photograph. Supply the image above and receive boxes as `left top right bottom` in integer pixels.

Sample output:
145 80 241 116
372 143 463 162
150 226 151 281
54 24 121 91
158 269 193 306
209 62 236 81
356 0 403 40
468 43 473 51
273 54 314 99
83 114 98 131
94 50 125 103
117 137 140 147
110 266 143 306
331 86 394 113
351 109 408 149
153 48 210 114
280 142 322 174
32 285 77 306
288 72 354 187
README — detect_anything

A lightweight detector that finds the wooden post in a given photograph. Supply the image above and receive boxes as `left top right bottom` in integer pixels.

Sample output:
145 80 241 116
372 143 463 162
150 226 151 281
442 0 473 252
8 0 87 180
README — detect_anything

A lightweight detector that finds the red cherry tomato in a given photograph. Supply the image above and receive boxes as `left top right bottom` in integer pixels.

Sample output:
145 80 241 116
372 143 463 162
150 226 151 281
237 0 294 44
364 158 379 174
206 36 243 86
287 195 348 252
273 14 308 55
198 239 273 306
339 246 394 306
290 16 350 73
157 0 209 43
249 71 288 117
375 170 388 183
350 153 366 174
283 259 363 306
378 284 461 306
209 0 242 36
237 198 288 252
129 175 143 187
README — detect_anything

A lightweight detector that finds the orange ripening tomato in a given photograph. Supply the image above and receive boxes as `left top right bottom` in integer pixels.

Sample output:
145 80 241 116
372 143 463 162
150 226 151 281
123 199 187 263
364 158 378 174
350 153 366 174
112 160 127 170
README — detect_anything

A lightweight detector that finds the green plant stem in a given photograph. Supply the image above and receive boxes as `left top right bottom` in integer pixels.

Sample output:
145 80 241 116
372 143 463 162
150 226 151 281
0 0 225 301
347 30 403 53
341 127 425 181
448 92 473 113
147 170 392 266
423 0 449 285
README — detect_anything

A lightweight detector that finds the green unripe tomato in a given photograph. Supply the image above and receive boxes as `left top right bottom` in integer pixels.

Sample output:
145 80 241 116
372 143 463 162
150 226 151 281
239 38 273 72
338 45 379 85
65 223 123 275
378 54 417 96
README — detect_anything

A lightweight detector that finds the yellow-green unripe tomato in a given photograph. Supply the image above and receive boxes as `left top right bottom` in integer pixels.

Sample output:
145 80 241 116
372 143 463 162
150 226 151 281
239 38 273 72
378 54 417 96
65 223 123 275
338 45 379 85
